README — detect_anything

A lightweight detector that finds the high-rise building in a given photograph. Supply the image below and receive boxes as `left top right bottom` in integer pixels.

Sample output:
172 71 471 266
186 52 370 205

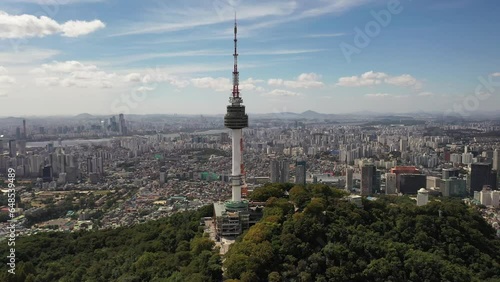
470 163 494 194
442 177 467 197
270 160 280 183
159 171 166 185
491 191 500 208
462 152 474 165
426 176 441 190
442 168 460 179
373 170 381 194
8 140 16 157
58 173 67 185
450 153 462 165
46 142 54 153
23 119 27 139
270 159 289 184
16 127 21 140
400 139 408 152
399 174 426 194
361 164 375 196
493 149 500 172
66 167 79 183
17 140 26 156
480 187 492 206
345 167 353 191
118 113 127 135
42 165 53 182
295 160 306 186
87 157 94 175
109 116 118 132
96 157 104 174
386 173 397 194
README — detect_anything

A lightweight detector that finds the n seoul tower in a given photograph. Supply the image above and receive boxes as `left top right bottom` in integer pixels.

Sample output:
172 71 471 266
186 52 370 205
224 14 248 203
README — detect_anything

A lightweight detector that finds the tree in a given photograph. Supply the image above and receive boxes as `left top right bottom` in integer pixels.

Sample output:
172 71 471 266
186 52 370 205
289 186 311 209
249 185 284 202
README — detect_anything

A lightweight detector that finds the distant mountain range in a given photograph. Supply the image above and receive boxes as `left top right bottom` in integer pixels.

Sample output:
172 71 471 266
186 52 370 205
2 110 500 120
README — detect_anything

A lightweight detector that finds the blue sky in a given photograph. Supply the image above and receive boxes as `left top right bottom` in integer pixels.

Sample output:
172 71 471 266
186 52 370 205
0 0 499 116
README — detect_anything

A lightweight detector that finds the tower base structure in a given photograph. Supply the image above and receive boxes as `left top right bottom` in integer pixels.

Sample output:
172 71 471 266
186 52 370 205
213 200 263 240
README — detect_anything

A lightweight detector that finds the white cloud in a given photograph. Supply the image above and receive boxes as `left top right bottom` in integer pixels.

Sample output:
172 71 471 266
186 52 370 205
108 49 323 65
337 71 387 87
238 0 374 35
268 78 284 87
191 77 231 92
32 61 116 88
300 0 374 17
0 11 105 39
0 49 60 65
417 92 434 97
35 77 60 87
0 66 15 84
137 86 155 93
240 78 265 91
124 73 142 82
365 93 391 98
490 73 500 77
394 95 410 99
0 75 15 84
137 72 190 88
243 78 264 84
268 73 324 89
385 74 422 89
113 1 297 36
0 66 15 96
35 61 98 73
60 20 106 37
190 76 264 92
246 49 326 55
336 71 422 89
264 89 301 97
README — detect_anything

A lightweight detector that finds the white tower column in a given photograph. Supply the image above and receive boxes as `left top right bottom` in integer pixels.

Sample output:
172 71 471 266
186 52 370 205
231 129 242 201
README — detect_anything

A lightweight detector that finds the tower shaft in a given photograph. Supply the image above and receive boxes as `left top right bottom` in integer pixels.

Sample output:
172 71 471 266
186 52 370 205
231 129 242 202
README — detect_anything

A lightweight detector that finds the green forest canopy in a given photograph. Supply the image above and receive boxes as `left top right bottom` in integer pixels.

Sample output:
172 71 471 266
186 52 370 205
1 183 499 282
225 183 500 282
0 205 221 282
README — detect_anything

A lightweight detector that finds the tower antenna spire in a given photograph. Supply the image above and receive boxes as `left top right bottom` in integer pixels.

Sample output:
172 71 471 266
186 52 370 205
232 11 239 99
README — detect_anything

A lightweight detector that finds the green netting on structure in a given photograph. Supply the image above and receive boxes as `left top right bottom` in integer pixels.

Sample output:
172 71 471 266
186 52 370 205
201 172 220 181
224 200 249 211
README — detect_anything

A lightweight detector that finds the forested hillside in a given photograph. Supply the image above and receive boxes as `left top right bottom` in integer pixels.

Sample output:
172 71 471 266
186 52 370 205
1 184 499 282
224 184 500 282
0 205 221 282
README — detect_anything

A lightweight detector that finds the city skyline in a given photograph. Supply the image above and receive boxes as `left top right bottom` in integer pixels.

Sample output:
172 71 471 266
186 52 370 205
0 0 499 116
